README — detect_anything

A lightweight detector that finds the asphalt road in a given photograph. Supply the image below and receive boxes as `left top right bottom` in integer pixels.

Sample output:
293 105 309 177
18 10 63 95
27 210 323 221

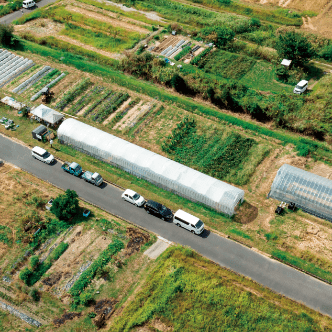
1 134 332 317
0 0 56 25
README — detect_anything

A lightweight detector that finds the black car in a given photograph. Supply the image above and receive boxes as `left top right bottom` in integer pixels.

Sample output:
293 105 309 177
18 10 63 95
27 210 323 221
144 200 173 220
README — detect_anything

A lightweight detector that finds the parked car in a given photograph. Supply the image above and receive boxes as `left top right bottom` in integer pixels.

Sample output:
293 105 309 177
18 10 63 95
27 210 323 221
22 0 35 8
173 209 204 235
61 161 82 177
82 171 103 186
144 200 173 220
31 146 54 164
121 189 145 207
293 80 308 94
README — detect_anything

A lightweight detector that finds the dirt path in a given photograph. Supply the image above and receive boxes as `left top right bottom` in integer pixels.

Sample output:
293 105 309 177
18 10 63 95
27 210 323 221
66 5 149 34
104 0 165 23
114 100 143 130
302 16 317 30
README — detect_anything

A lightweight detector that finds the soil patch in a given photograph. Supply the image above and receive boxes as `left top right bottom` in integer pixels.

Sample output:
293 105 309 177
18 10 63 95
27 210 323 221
124 227 150 257
42 271 63 287
93 298 117 328
234 201 259 224
53 311 81 327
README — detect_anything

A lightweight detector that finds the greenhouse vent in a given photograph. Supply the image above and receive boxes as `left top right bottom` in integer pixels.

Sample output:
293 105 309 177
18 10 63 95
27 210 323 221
57 118 244 216
268 164 332 222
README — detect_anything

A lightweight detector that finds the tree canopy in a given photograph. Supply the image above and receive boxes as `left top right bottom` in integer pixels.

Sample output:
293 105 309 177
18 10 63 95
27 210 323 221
275 31 315 67
199 26 235 48
0 24 19 47
50 189 79 221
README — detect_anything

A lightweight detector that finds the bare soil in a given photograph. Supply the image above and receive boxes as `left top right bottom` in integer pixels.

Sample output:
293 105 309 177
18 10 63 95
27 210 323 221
114 100 144 130
124 227 150 257
53 311 81 327
103 97 132 124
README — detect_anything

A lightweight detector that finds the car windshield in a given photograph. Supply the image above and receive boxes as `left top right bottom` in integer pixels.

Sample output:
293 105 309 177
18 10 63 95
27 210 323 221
295 85 302 89
160 205 168 213
42 152 50 158
74 165 81 172
196 221 203 229
133 193 140 200
95 175 101 181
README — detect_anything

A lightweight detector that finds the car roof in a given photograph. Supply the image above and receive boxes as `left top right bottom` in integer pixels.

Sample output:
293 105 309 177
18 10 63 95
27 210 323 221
297 80 308 87
124 189 137 196
32 146 46 155
92 172 100 178
147 200 162 209
70 162 79 169
174 209 200 225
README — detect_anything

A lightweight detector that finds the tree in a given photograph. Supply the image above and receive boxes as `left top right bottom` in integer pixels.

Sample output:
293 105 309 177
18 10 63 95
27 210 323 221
50 189 79 221
275 31 315 67
30 255 39 270
0 24 19 47
199 26 235 48
319 45 332 61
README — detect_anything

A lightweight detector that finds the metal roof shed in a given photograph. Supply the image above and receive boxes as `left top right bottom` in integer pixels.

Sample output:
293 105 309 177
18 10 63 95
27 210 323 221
268 164 332 221
31 105 64 126
57 119 244 215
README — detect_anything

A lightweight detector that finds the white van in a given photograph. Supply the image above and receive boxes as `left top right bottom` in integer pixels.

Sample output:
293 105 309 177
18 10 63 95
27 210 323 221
173 209 204 235
293 80 308 94
22 0 35 9
31 146 54 164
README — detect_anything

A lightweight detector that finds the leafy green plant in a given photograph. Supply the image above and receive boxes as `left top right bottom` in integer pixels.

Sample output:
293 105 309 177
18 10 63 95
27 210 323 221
50 190 79 222
30 255 39 270
29 288 40 302
56 78 92 111
69 86 104 115
0 225 12 245
191 47 212 65
174 46 191 61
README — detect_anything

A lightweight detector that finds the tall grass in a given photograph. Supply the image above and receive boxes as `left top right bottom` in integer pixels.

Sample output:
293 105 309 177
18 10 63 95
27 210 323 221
110 247 324 331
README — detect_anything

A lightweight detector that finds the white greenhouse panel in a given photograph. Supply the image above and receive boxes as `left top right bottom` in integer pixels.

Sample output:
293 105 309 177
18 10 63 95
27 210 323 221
268 164 332 221
57 119 244 215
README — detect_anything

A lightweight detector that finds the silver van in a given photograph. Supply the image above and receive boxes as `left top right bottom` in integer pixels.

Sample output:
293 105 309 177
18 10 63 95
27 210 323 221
31 146 54 164
22 0 35 8
173 209 204 235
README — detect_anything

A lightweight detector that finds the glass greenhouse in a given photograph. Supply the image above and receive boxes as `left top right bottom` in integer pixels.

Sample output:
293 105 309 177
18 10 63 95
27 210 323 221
57 119 244 216
268 164 332 221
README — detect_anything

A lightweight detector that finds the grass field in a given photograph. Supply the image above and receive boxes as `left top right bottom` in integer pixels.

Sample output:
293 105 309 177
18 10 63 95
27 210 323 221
110 246 331 331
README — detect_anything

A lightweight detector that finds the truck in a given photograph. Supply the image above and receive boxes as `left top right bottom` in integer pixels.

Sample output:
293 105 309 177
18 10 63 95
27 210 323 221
82 171 103 186
61 161 83 177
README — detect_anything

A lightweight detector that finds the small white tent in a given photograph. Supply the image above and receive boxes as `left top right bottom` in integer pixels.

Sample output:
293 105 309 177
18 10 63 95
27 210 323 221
31 105 64 125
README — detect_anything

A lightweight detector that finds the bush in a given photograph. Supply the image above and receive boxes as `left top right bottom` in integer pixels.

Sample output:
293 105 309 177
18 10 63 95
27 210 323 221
50 189 79 221
297 144 310 157
199 26 235 48
0 24 19 47
19 268 32 284
276 65 289 81
319 45 332 61
29 288 40 302
80 291 95 306
264 232 278 241
30 255 39 270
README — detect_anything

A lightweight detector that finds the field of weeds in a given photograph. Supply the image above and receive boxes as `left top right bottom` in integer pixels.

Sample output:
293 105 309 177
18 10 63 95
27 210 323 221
0 164 155 331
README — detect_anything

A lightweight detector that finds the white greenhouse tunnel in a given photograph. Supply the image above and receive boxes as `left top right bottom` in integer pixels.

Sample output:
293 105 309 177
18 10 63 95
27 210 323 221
57 118 244 216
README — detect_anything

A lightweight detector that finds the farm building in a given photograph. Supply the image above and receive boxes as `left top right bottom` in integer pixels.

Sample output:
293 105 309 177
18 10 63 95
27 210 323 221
57 119 244 215
268 164 332 222
31 105 64 126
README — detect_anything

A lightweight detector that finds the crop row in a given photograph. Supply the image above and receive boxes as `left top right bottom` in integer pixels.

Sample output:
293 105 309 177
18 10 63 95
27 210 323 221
174 46 192 61
28 69 60 95
83 88 114 117
191 47 213 65
109 97 141 128
91 92 129 123
69 85 104 115
56 78 92 111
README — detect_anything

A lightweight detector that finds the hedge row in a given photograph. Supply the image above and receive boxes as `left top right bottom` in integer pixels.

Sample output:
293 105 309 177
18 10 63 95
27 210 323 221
69 239 124 298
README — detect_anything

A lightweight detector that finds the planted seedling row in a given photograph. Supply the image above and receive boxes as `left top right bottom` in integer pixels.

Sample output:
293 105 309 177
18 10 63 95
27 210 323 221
83 89 114 117
109 97 141 128
69 85 104 115
91 92 118 122
56 78 92 111
28 69 60 97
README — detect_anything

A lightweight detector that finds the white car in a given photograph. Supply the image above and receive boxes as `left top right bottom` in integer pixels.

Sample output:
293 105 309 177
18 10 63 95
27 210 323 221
121 189 145 207
293 80 308 94
22 0 35 8
31 146 54 164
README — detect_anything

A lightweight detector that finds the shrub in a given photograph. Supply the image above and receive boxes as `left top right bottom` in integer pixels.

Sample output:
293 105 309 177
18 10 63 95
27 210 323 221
30 255 39 270
319 45 332 61
264 232 278 241
199 26 235 48
174 46 191 61
297 144 310 157
29 288 40 302
50 189 79 222
0 24 19 47
19 268 32 284
80 291 95 306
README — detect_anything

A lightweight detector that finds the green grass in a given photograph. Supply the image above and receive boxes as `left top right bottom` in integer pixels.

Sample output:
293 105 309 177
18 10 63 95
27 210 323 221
0 225 12 246
272 250 332 284
110 246 324 331
229 228 252 240
60 22 141 53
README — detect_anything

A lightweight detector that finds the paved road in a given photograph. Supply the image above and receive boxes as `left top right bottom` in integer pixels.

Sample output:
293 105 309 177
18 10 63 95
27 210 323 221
1 134 332 317
0 0 56 25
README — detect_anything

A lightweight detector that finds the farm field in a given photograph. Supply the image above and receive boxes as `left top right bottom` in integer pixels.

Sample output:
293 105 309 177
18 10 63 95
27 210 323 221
2 50 332 288
0 163 156 331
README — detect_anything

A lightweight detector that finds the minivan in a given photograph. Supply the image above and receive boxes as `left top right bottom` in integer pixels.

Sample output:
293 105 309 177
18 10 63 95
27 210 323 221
22 0 35 8
31 146 54 164
293 80 308 94
173 209 204 235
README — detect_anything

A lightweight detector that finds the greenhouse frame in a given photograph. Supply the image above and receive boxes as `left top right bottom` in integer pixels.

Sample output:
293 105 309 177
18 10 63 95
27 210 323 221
57 119 244 216
268 164 332 222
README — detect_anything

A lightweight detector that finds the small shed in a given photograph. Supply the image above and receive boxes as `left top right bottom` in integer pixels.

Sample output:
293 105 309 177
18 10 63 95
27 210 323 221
32 125 47 141
31 105 64 126
172 30 177 35
281 59 292 68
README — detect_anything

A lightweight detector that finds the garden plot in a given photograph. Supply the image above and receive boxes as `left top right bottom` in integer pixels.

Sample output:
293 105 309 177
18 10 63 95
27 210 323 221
114 100 155 130
153 35 184 56
103 97 132 124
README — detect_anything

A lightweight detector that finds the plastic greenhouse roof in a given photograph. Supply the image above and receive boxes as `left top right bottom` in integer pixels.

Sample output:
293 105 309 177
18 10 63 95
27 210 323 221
268 164 332 221
57 119 244 215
